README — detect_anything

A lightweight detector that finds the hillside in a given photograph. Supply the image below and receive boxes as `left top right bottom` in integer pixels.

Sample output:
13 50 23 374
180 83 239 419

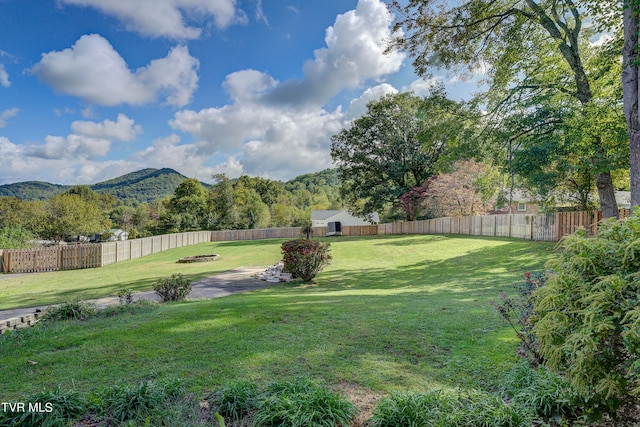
0 168 191 204
90 168 192 203
0 168 342 205
0 181 69 200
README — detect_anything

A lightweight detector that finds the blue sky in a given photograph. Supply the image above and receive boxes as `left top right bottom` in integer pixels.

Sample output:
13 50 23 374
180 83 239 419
0 0 482 185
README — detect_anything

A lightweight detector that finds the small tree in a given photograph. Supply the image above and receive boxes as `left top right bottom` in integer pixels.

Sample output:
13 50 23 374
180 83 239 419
281 239 331 283
532 214 640 418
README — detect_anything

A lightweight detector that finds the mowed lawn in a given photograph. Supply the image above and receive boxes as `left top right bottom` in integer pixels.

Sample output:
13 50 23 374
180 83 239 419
0 234 555 402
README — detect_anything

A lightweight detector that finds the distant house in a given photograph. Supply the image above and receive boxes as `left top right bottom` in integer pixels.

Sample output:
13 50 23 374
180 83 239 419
108 229 129 241
491 190 632 215
311 210 380 227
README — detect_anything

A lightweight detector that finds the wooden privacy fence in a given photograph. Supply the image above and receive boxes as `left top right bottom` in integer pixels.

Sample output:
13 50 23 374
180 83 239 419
555 209 632 237
0 210 634 273
101 231 211 266
0 244 102 273
0 231 211 273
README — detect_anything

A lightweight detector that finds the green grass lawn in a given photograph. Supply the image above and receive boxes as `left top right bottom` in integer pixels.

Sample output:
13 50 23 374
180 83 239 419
0 234 555 405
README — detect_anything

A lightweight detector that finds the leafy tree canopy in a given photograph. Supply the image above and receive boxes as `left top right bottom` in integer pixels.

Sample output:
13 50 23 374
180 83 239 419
330 90 472 219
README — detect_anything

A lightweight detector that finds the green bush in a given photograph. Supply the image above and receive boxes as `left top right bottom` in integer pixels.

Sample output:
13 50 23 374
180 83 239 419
42 299 96 321
370 389 529 427
153 273 192 302
281 239 332 282
251 379 356 427
532 214 640 417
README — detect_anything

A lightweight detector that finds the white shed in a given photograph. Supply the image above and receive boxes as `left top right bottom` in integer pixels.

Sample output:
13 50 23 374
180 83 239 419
311 210 379 227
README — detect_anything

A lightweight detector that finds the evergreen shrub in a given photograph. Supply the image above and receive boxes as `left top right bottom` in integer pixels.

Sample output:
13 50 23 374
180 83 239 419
532 214 640 417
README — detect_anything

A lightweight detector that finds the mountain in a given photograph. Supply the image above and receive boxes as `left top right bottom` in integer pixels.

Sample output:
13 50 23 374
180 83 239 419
0 168 192 203
90 168 192 203
0 181 68 200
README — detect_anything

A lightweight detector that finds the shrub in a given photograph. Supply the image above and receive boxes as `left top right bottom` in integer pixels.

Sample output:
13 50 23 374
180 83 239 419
370 389 529 427
531 214 640 417
42 299 96 321
281 239 332 282
494 271 546 365
251 379 356 427
153 273 192 302
118 288 134 304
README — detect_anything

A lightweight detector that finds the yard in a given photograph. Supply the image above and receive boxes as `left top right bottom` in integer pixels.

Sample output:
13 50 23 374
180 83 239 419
0 234 555 422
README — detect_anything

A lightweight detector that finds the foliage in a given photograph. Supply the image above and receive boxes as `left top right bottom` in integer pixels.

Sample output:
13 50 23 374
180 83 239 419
118 288 134 305
370 389 529 427
42 193 110 241
532 214 640 417
0 224 35 249
168 178 209 231
96 378 183 424
251 379 357 427
211 381 257 423
500 362 581 421
281 239 332 282
0 169 344 238
494 272 546 365
152 273 192 302
397 185 429 221
331 90 471 220
42 299 96 321
390 0 625 218
0 387 89 427
425 159 500 217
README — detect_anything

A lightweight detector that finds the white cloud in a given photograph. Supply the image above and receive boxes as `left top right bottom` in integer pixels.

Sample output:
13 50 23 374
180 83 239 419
0 64 9 87
263 0 404 108
222 69 278 103
168 0 405 180
344 83 397 120
27 114 142 160
70 113 142 141
0 136 142 184
402 77 443 97
32 34 199 107
59 0 245 39
0 108 18 128
255 0 269 26
210 156 244 178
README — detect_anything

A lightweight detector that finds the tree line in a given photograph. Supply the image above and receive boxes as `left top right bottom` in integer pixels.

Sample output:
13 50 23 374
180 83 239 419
0 169 343 248
330 0 631 222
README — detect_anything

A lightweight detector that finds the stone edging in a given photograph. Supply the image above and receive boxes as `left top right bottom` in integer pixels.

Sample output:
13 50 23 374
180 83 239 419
1 312 42 334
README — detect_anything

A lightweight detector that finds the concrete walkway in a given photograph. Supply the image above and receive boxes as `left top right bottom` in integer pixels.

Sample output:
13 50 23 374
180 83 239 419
0 267 273 325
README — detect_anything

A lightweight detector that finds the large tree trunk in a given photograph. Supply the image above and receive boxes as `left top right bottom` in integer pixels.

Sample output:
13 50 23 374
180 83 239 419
624 2 640 208
596 172 619 219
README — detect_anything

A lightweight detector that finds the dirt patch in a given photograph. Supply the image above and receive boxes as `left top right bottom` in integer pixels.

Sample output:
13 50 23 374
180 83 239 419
334 381 384 427
177 254 220 263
